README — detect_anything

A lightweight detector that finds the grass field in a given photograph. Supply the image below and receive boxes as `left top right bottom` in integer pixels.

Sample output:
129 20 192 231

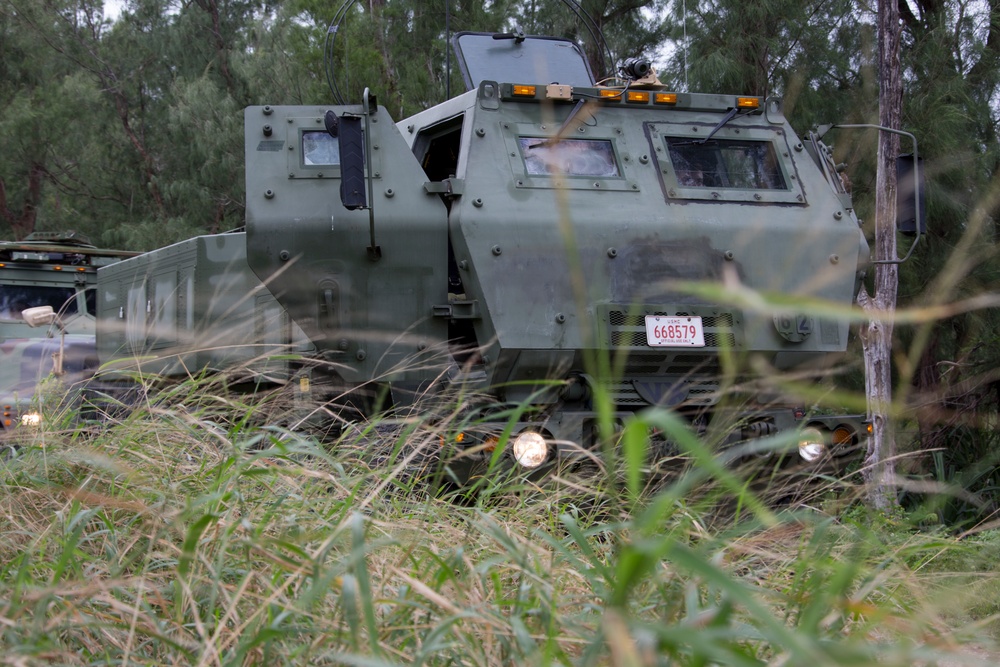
1 372 999 666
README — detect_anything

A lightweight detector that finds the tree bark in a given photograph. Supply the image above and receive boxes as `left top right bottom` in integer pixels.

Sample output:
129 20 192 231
858 0 903 511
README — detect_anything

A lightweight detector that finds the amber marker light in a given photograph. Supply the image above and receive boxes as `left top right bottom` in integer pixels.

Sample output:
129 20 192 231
626 91 649 103
654 93 678 105
512 84 536 97
599 89 622 99
52 266 63 271
736 96 760 109
832 426 854 445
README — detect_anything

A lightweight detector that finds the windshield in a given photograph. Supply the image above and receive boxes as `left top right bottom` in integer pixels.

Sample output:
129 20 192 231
520 138 620 178
0 285 79 321
665 137 787 190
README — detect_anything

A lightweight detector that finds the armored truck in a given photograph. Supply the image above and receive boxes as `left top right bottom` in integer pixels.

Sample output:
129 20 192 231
0 232 136 437
244 32 872 470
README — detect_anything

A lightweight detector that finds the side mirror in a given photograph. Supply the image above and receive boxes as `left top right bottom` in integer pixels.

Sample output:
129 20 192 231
325 110 367 210
896 154 926 236
338 116 367 210
21 305 57 328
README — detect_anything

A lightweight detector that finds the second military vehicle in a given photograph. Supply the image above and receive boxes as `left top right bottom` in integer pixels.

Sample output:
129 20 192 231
1 232 136 438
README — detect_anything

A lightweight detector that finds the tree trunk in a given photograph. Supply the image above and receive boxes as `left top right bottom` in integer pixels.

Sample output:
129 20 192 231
0 163 46 240
858 0 903 511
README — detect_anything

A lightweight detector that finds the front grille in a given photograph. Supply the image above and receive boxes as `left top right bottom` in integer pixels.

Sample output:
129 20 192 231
604 378 721 408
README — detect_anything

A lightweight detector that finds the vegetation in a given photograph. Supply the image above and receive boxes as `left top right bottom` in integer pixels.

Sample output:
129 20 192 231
2 373 998 664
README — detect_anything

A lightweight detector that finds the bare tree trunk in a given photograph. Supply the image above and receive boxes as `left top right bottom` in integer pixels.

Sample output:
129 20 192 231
858 0 902 511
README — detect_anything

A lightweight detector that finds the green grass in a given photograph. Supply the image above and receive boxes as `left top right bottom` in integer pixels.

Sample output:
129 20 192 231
1 375 998 666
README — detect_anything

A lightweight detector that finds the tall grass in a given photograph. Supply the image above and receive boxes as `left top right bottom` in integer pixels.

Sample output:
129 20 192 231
2 368 997 666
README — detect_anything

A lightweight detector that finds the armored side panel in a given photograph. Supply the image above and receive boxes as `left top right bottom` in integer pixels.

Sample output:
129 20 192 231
244 105 449 396
95 232 313 381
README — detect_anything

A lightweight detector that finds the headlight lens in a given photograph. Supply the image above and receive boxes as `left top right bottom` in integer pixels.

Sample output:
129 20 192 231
20 412 42 428
797 427 826 462
511 431 548 468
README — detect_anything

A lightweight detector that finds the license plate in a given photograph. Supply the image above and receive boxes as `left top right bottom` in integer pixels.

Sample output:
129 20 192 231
645 315 705 347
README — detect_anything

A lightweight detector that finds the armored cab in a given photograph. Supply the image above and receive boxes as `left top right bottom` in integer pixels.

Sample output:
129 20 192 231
246 34 870 467
1 232 137 435
95 232 313 385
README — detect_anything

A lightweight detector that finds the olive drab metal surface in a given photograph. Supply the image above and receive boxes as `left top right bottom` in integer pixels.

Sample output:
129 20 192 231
94 232 313 380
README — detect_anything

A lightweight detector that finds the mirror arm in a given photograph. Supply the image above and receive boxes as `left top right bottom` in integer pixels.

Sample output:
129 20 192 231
363 88 381 261
817 123 922 266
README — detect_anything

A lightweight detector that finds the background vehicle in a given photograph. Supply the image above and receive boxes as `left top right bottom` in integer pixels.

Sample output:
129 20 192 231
0 232 136 437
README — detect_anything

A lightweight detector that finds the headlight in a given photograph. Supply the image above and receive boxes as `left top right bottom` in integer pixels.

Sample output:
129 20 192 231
797 427 826 462
20 412 42 428
511 431 549 468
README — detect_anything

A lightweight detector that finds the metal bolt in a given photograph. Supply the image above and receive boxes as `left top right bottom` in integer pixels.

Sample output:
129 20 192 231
830 254 840 264
265 189 275 199
724 250 735 260
476 127 486 137
555 313 566 323
279 250 290 261
607 248 618 258
491 245 502 256
356 349 367 361
473 198 483 207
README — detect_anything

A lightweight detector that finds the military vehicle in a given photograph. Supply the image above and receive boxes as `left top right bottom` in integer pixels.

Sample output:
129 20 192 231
241 26 887 472
0 232 136 438
44 7 922 479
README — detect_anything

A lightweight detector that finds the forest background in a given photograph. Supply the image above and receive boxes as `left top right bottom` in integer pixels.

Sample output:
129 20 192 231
1 0 1000 522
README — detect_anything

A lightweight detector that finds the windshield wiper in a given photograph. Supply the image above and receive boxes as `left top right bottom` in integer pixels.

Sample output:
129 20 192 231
699 108 739 144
